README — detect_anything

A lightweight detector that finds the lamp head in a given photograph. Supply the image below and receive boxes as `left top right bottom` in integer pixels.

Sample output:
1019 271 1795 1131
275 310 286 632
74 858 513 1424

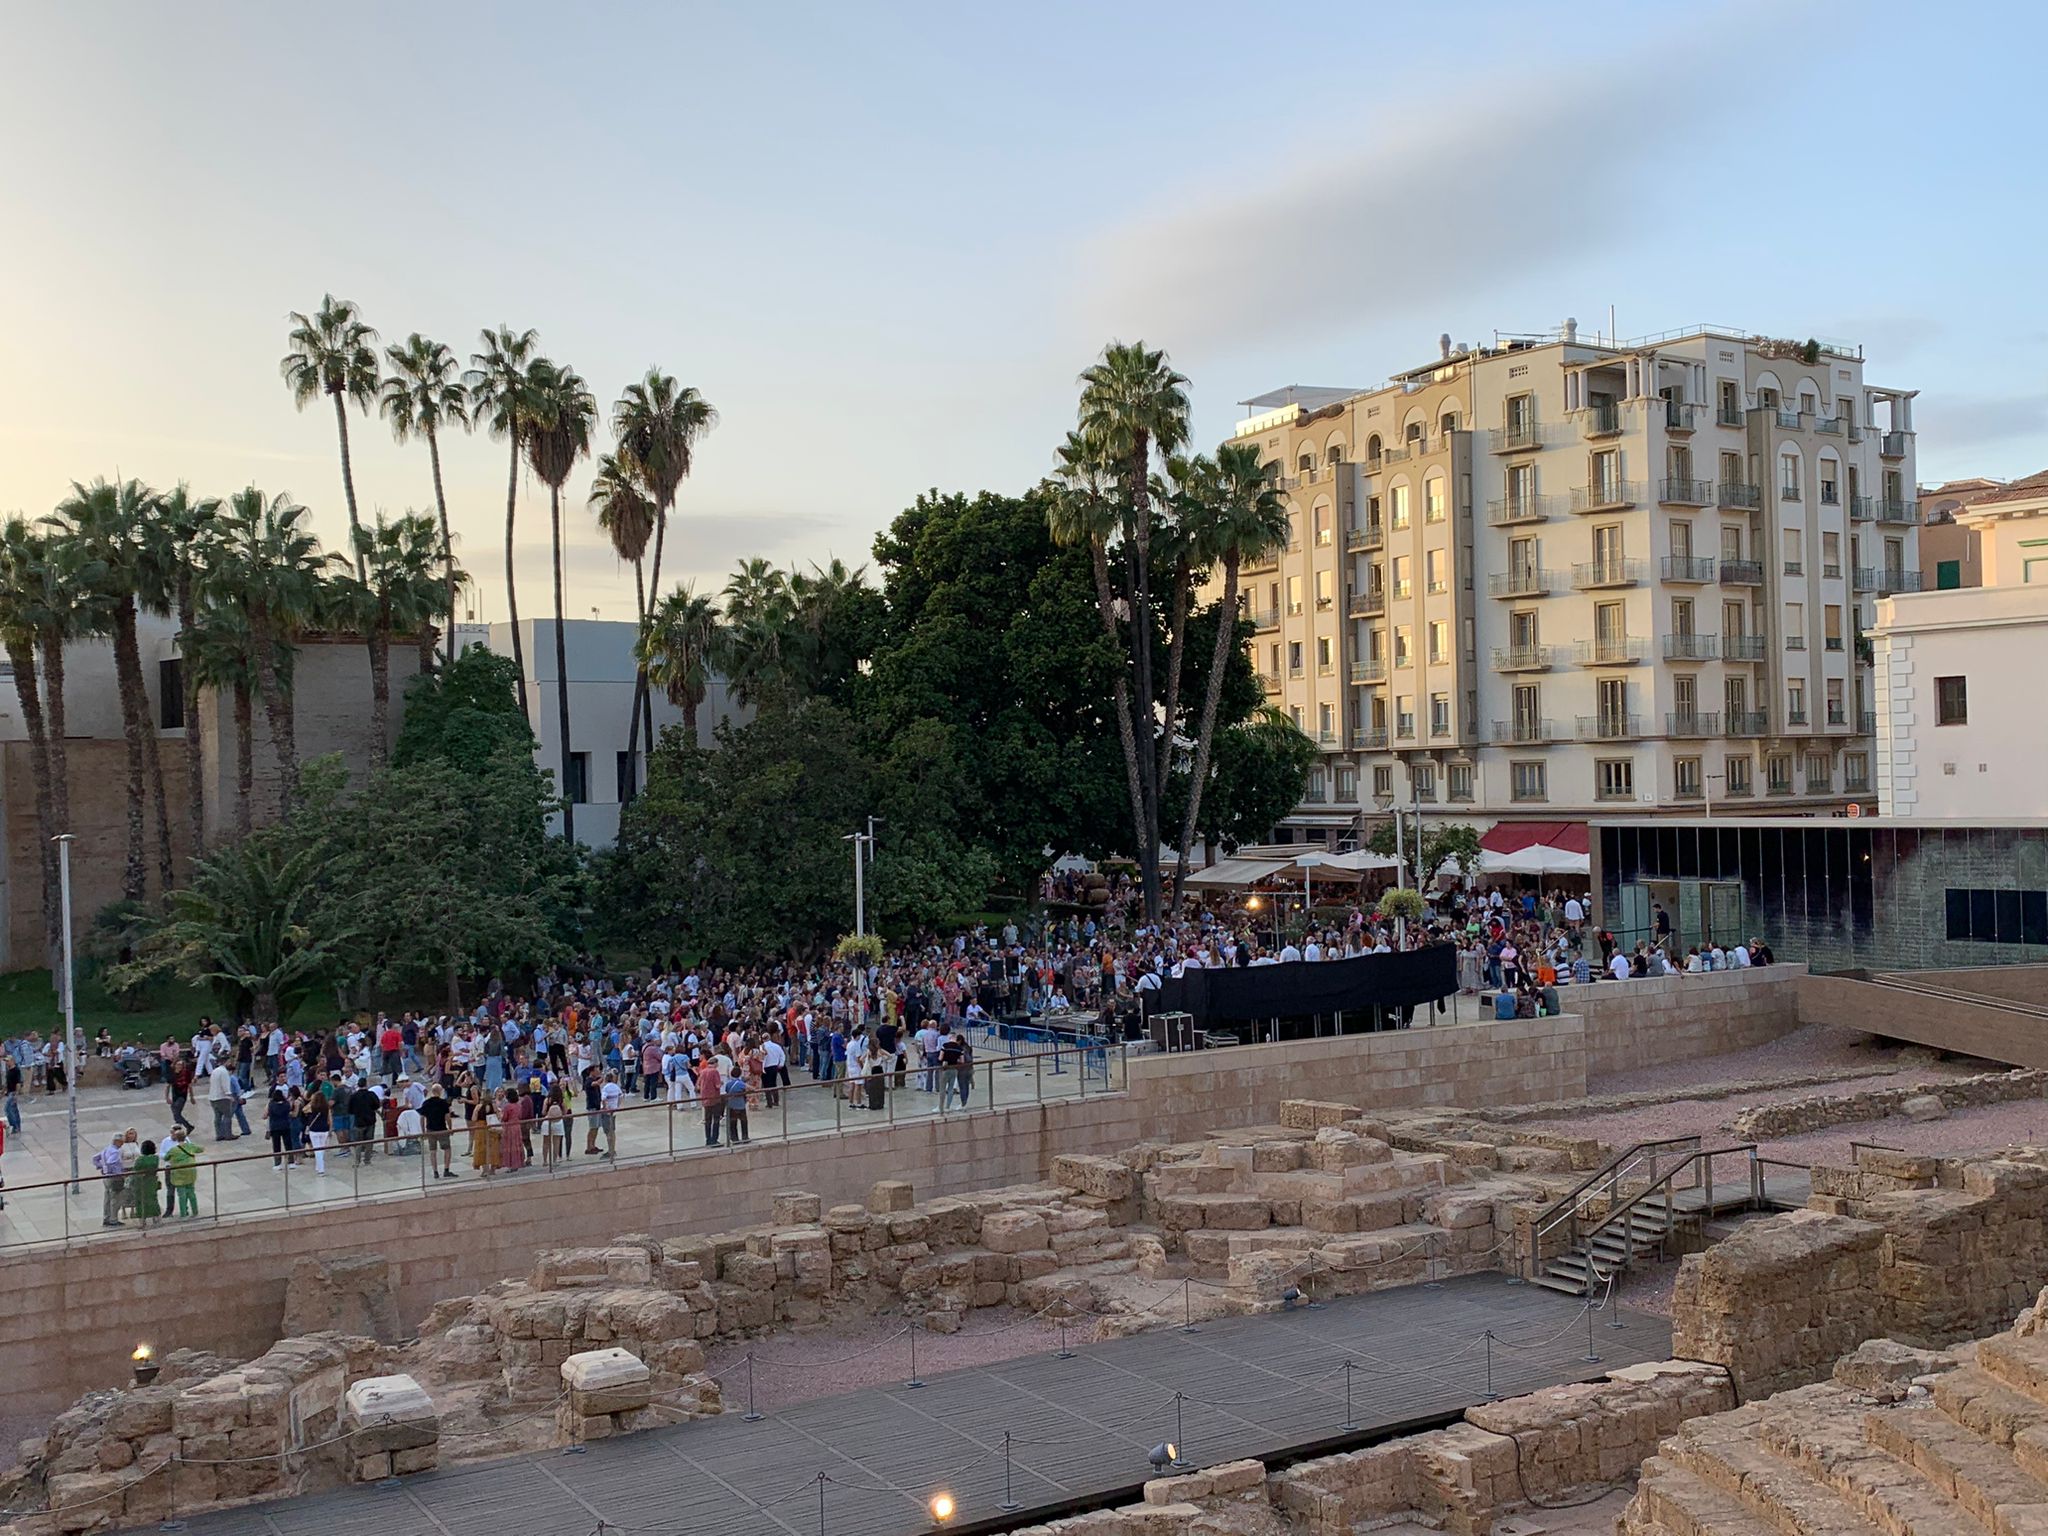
1148 1442 1175 1471
929 1492 956 1524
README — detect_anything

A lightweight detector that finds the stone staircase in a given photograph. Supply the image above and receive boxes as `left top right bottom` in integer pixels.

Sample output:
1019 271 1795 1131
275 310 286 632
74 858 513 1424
1626 1326 2048 1535
1531 1190 1693 1296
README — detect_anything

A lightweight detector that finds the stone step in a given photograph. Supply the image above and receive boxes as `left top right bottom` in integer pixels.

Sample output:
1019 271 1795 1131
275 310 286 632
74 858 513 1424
1933 1366 2048 1449
1755 1396 1983 1536
1630 1456 1787 1536
1865 1402 2048 1530
1980 1336 2048 1413
1667 1406 1892 1536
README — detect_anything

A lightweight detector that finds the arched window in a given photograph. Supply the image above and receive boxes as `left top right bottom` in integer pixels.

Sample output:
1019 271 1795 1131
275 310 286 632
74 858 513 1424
1298 451 1314 473
1326 441 1345 465
1439 409 1460 436
1366 433 1383 464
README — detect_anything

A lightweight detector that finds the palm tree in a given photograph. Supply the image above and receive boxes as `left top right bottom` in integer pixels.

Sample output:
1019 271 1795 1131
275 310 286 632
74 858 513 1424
280 296 380 579
1174 442 1289 889
183 601 264 838
143 484 223 867
588 452 656 751
214 488 335 814
339 512 449 765
635 586 721 739
519 358 597 841
465 326 540 715
719 557 803 707
0 519 64 959
612 373 717 754
49 478 165 901
1075 341 1189 920
379 334 471 663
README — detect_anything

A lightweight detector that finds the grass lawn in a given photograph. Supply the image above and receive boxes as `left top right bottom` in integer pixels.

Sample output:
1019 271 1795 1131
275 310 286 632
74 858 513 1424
0 969 221 1047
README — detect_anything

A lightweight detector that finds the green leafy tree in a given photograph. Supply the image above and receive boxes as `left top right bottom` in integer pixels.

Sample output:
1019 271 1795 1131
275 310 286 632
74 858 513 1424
0 519 64 957
1171 704 1316 853
636 585 721 738
280 295 380 579
182 600 267 838
1366 818 1483 888
396 644 537 774
145 484 224 864
331 512 452 766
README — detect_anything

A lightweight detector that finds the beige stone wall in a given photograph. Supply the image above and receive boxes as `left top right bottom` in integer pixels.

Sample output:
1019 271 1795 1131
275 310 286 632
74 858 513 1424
1571 967 1807 1077
1913 964 2048 1008
1799 973 2048 1067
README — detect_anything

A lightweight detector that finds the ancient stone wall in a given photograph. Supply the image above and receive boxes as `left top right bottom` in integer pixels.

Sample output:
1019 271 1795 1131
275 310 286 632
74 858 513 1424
1726 1066 2048 1140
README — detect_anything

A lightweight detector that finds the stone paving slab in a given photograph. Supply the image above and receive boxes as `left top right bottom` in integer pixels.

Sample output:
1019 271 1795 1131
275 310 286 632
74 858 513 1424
162 1274 1672 1536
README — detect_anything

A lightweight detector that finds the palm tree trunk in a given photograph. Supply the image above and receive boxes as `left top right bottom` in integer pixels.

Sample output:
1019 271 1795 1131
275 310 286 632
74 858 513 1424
503 437 528 717
1087 541 1148 888
1125 443 1161 922
428 427 456 666
637 504 670 759
550 483 575 843
1156 555 1192 798
1176 555 1241 898
332 390 367 581
250 606 298 813
40 629 69 836
108 600 151 901
6 635 62 965
367 611 391 768
683 696 698 740
625 555 647 772
232 681 254 838
177 584 206 866
416 627 435 680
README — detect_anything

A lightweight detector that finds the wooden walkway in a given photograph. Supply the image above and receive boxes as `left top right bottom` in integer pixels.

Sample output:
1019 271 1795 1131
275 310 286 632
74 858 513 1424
165 1275 1672 1536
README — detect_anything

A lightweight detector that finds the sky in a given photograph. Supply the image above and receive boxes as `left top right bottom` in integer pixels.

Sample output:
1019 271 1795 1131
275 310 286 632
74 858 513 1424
3 0 2046 626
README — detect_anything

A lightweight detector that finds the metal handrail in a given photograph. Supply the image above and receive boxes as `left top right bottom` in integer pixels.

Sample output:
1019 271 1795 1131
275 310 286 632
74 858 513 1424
1534 1141 1762 1289
1531 1135 1700 1244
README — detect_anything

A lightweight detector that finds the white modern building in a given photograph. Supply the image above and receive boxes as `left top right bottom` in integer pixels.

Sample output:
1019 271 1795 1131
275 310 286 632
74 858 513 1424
1212 321 1920 843
1872 470 2048 817
455 619 746 846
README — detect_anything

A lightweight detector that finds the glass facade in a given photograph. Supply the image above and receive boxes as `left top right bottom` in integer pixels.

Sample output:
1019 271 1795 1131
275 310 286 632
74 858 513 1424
1593 821 2048 972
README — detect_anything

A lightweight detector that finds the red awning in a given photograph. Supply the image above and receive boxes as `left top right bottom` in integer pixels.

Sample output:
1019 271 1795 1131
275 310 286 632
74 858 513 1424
1479 820 1589 855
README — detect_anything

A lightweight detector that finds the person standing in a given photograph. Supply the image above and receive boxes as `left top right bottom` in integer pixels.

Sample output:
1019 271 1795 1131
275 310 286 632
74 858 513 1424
348 1079 381 1164
759 1032 787 1109
301 1085 331 1174
696 1055 723 1146
207 1059 239 1142
131 1139 162 1226
422 1084 455 1179
721 1063 750 1146
93 1133 128 1227
598 1070 621 1159
163 1128 202 1218
166 1055 196 1132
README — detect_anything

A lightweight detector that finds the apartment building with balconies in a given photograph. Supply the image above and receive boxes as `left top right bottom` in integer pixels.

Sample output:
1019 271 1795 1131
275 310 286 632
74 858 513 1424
1216 323 1916 841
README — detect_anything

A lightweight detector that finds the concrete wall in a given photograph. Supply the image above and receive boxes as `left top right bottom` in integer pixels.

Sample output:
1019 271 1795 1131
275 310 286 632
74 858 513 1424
1918 965 2048 1008
1570 966 1807 1077
1799 973 2048 1067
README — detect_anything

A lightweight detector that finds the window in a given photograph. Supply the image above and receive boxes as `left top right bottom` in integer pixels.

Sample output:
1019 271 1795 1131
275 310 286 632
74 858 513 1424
1784 601 1804 649
1448 763 1474 802
1718 379 1741 424
1393 626 1412 667
1510 761 1547 802
1596 758 1634 800
564 751 591 805
1826 678 1845 726
1937 675 1968 725
1671 597 1694 635
1506 394 1533 433
1429 693 1451 736
1823 530 1842 579
1596 677 1628 733
1509 610 1538 649
1425 549 1446 594
1511 683 1540 736
1424 477 1446 523
1508 462 1535 507
1316 635 1334 673
1287 511 1302 550
1287 575 1303 615
1327 444 1344 466
1314 506 1332 546
1314 569 1333 609
1787 680 1805 724
1845 752 1870 788
1318 703 1334 740
1592 523 1623 571
1719 450 1743 487
1390 484 1411 530
1391 556 1411 599
1591 449 1622 502
1804 752 1830 789
1823 605 1843 651
616 750 638 804
1427 620 1449 665
1336 767 1356 800
1395 695 1415 738
158 659 185 730
1373 765 1393 798
1766 754 1793 794
1288 641 1304 676
1945 888 2048 946
1780 454 1801 500
1413 763 1438 802
1820 461 1839 505
1297 452 1314 473
1726 755 1753 795
1782 529 1803 574
1367 626 1385 663
1671 521 1693 559
1290 705 1304 730
1675 757 1702 799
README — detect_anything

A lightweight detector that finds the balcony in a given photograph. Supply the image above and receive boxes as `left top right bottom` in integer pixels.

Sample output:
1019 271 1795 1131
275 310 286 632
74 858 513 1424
1583 404 1623 438
1492 645 1558 673
1572 558 1645 590
1783 560 1803 577
1718 559 1764 586
1571 479 1644 512
1389 582 1412 601
1787 709 1808 727
1258 671 1281 695
1659 477 1712 506
1662 555 1715 584
1718 482 1762 510
1850 495 1875 522
1251 607 1280 631
1826 706 1847 727
1664 401 1699 434
1488 569 1555 599
1242 554 1277 575
1820 487 1840 507
1774 408 1803 431
1716 403 1746 428
1491 718 1563 744
1667 710 1721 738
1845 771 1871 793
1814 416 1843 436
1877 497 1921 525
1724 710 1769 736
1786 635 1806 651
1576 637 1647 666
1486 494 1555 526
1347 590 1386 618
1880 431 1910 458
1394 721 1417 742
1350 659 1386 685
1779 483 1802 502
1350 726 1388 750
1855 567 1923 595
1576 713 1644 742
1373 444 1412 467
1724 634 1766 661
1345 522 1385 552
1488 422 1544 453
1663 633 1719 661
1303 785 1328 802
1317 730 1338 747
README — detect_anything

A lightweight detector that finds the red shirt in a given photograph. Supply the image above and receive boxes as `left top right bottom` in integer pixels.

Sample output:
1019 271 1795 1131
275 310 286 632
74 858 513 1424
379 1028 402 1053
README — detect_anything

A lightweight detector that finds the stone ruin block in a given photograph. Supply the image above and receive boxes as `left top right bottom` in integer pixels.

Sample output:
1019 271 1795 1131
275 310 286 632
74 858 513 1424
1050 1154 1136 1201
980 1210 1051 1254
1281 1099 1362 1130
867 1179 914 1214
557 1347 652 1446
282 1253 402 1344
1306 1128 1393 1172
771 1189 824 1225
344 1375 438 1482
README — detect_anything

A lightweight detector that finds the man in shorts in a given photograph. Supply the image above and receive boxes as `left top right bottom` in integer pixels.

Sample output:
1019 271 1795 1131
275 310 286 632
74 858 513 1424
421 1084 457 1179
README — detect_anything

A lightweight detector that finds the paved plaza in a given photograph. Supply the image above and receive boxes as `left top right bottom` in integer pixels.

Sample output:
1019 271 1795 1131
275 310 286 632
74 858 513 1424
169 1273 1673 1536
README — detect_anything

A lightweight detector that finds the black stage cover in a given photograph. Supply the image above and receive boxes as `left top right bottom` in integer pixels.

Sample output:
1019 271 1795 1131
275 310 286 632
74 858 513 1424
1151 945 1455 1025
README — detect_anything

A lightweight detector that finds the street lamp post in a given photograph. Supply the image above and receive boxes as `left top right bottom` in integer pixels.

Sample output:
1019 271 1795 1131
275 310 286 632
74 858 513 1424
1373 791 1401 885
55 833 80 1193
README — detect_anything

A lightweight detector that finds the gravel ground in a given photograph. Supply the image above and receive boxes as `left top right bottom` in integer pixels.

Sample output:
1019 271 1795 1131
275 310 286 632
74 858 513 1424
1586 1022 1984 1100
701 1306 1072 1413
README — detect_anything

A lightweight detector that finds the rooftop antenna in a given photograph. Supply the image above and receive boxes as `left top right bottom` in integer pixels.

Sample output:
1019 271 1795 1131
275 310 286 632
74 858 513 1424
1608 304 1617 345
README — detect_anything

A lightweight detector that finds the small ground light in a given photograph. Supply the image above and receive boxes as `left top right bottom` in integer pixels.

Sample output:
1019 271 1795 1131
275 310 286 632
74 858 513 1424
1281 1286 1302 1309
132 1344 158 1386
929 1493 955 1524
1149 1442 1178 1471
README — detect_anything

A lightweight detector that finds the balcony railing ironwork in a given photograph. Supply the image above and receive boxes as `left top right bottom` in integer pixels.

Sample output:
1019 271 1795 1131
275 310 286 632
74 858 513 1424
1666 711 1721 738
1571 479 1644 512
1718 559 1764 585
1571 558 1646 590
1576 637 1647 665
1488 569 1554 599
1662 556 1714 583
1663 633 1719 661
1718 482 1762 509
1576 713 1644 741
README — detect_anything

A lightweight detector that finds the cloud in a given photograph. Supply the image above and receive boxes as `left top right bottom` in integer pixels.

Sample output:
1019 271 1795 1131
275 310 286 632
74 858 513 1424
1912 391 2048 453
1072 9 1800 353
1818 312 1944 363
